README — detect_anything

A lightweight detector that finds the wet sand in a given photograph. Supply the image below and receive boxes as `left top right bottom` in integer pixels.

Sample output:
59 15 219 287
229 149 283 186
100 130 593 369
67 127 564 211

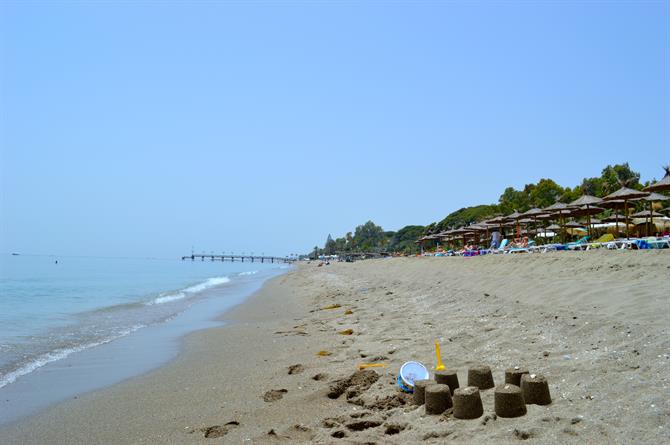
1 251 669 444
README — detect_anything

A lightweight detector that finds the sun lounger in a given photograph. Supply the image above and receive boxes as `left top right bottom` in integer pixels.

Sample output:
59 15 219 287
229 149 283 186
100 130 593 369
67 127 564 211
490 239 509 254
584 233 614 250
566 236 590 250
646 237 670 249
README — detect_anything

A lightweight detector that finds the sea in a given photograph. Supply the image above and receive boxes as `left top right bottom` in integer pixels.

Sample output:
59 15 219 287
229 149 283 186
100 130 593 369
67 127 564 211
0 253 289 425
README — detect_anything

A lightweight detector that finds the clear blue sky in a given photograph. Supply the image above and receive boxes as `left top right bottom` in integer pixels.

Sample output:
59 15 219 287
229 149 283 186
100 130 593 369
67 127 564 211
1 1 668 257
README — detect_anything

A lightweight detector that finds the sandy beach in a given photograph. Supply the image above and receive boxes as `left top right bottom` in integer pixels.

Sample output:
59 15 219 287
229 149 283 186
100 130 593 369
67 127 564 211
2 251 669 444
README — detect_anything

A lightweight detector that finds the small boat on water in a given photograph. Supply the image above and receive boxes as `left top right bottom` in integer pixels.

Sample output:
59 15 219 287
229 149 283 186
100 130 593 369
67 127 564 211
11 253 20 256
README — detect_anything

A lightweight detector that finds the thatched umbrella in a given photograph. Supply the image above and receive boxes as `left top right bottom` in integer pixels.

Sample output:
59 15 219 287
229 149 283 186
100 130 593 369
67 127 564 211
487 215 507 240
631 210 665 218
570 205 604 237
637 192 670 235
599 199 626 234
544 202 571 242
644 166 670 192
569 195 603 238
602 187 649 239
465 224 487 246
521 208 549 240
450 227 474 249
602 213 625 222
563 219 585 237
543 223 560 241
630 209 667 236
504 211 524 239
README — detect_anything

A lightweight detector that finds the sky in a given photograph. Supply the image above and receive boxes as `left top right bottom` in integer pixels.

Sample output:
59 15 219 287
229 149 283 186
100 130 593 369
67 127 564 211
1 1 669 258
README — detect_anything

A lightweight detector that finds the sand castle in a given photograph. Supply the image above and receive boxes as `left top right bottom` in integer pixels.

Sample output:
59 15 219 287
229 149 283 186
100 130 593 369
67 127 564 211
407 360 551 421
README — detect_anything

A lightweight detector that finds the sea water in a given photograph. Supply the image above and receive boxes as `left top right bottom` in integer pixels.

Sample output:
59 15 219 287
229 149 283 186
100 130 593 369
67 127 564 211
0 254 287 423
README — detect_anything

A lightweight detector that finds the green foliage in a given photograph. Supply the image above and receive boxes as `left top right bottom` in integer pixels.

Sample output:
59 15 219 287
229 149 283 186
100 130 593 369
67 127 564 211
529 179 564 208
324 234 336 255
579 163 642 198
353 221 388 252
498 187 529 214
436 205 500 231
387 225 425 254
423 222 437 235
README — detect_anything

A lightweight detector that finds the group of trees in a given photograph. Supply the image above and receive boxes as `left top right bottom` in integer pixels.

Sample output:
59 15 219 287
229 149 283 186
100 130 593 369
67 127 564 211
320 221 399 256
313 163 664 256
315 221 427 257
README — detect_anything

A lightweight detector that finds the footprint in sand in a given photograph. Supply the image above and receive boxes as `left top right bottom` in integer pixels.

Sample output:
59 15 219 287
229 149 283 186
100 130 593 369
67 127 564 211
263 389 288 402
201 421 239 438
288 364 305 374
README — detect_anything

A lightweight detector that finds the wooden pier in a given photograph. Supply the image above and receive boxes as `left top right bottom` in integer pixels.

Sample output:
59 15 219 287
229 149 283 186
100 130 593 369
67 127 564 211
181 253 294 264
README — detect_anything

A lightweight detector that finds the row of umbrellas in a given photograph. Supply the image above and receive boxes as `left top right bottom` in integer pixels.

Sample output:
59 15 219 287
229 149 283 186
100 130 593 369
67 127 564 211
419 168 670 245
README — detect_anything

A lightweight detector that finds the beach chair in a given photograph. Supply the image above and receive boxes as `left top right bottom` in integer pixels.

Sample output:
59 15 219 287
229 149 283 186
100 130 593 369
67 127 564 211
566 236 590 251
648 237 670 249
490 239 509 254
506 239 534 254
585 233 614 250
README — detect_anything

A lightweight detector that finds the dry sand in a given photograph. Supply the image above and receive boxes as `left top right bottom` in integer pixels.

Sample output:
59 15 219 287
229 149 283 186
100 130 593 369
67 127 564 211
1 251 669 444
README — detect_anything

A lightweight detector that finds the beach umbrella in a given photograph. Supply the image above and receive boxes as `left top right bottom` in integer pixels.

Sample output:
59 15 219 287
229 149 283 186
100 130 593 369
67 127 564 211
543 202 573 242
600 213 629 234
543 223 561 241
564 220 586 237
486 215 507 239
569 195 603 238
602 213 625 223
504 211 524 238
602 187 649 239
599 199 627 233
450 227 474 248
630 209 667 236
569 195 603 206
630 210 665 218
569 205 604 234
637 192 670 235
644 166 670 192
522 207 549 240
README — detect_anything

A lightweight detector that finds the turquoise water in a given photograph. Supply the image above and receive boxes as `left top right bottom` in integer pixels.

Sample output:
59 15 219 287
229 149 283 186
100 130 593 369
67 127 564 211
0 254 283 389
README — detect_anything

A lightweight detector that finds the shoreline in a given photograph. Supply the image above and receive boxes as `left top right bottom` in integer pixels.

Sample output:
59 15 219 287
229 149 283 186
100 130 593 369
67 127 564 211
2 252 668 444
0 266 288 429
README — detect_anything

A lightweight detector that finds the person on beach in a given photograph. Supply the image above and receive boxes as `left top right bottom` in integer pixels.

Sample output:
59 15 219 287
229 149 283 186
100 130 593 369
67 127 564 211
491 230 501 249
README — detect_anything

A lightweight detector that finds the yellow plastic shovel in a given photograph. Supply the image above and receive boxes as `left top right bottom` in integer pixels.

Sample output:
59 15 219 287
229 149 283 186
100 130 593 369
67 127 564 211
435 341 445 371
357 363 388 370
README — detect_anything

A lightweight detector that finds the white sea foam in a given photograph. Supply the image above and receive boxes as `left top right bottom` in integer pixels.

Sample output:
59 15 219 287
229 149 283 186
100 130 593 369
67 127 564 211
0 324 145 389
238 270 258 276
183 276 230 293
146 276 231 305
150 292 187 305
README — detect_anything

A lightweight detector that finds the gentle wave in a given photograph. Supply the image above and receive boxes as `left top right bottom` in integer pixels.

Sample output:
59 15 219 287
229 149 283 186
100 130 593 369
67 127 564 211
146 276 231 305
238 270 259 276
0 324 145 389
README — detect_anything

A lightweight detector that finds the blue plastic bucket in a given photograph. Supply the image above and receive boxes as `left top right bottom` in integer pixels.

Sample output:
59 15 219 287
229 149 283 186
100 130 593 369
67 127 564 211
397 361 429 393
